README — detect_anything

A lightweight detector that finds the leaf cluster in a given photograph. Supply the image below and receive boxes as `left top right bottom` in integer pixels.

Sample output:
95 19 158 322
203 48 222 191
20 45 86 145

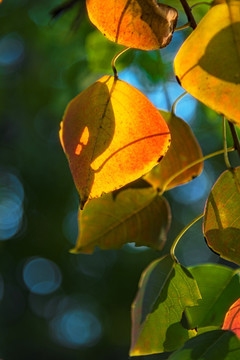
59 0 240 358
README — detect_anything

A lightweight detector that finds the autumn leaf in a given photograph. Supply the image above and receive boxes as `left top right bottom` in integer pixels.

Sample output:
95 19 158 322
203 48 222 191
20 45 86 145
86 0 178 50
174 0 240 126
130 255 201 355
71 187 171 254
60 75 170 208
168 330 240 360
222 298 240 338
204 167 240 265
144 111 203 192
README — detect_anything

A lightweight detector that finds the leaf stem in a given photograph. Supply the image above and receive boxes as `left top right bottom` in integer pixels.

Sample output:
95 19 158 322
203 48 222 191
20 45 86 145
223 117 232 169
179 0 197 29
160 147 235 195
175 22 190 31
191 2 212 9
111 47 130 79
171 91 188 115
228 121 240 159
170 213 204 262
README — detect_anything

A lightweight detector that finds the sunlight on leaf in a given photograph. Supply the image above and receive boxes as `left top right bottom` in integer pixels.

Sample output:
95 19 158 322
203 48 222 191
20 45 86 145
204 167 240 265
130 255 201 356
71 187 171 254
168 330 240 360
186 264 240 330
86 0 178 50
144 111 203 192
174 0 240 126
60 75 171 208
222 298 240 339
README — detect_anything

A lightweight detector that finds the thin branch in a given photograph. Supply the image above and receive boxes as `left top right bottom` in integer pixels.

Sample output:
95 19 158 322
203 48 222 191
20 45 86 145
179 0 197 29
228 121 240 159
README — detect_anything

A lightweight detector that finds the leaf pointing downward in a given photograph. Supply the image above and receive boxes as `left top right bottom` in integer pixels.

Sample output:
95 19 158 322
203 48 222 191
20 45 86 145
60 75 170 207
144 111 203 192
86 0 178 50
72 188 171 254
174 0 240 126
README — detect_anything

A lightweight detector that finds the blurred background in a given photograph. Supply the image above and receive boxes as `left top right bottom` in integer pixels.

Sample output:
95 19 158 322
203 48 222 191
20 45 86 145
0 1 239 359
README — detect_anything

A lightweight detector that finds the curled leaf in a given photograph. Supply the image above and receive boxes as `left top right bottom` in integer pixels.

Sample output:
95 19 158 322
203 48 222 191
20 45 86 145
60 75 170 207
204 167 240 265
86 0 178 50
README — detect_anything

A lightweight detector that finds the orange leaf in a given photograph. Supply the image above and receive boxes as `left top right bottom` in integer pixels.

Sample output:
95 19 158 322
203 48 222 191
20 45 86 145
86 0 178 50
222 298 240 339
60 75 171 208
144 111 203 192
174 0 240 126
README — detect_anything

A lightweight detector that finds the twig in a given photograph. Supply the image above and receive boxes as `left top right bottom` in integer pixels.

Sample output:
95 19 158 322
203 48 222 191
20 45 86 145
179 0 197 29
228 121 240 159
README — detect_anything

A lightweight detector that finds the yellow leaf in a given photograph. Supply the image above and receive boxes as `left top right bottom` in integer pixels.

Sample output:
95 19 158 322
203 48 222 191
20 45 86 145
60 75 171 207
144 111 203 192
174 1 240 126
86 0 178 50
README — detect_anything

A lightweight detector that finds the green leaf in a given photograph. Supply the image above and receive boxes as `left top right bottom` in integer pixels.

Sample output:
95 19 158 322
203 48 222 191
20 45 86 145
71 188 171 254
130 255 201 356
204 167 240 265
144 111 203 192
186 264 240 330
168 330 240 360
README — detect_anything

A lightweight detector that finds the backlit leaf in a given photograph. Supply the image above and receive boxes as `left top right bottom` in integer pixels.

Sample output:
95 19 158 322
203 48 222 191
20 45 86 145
71 187 171 254
174 1 240 126
222 298 240 338
186 264 240 330
144 111 203 192
60 75 171 208
204 167 240 265
168 330 240 360
86 0 178 50
130 255 201 356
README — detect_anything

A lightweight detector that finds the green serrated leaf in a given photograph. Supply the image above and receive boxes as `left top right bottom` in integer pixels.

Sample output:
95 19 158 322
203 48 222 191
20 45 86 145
204 167 240 265
130 255 201 356
72 188 171 254
168 330 240 360
186 264 240 330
